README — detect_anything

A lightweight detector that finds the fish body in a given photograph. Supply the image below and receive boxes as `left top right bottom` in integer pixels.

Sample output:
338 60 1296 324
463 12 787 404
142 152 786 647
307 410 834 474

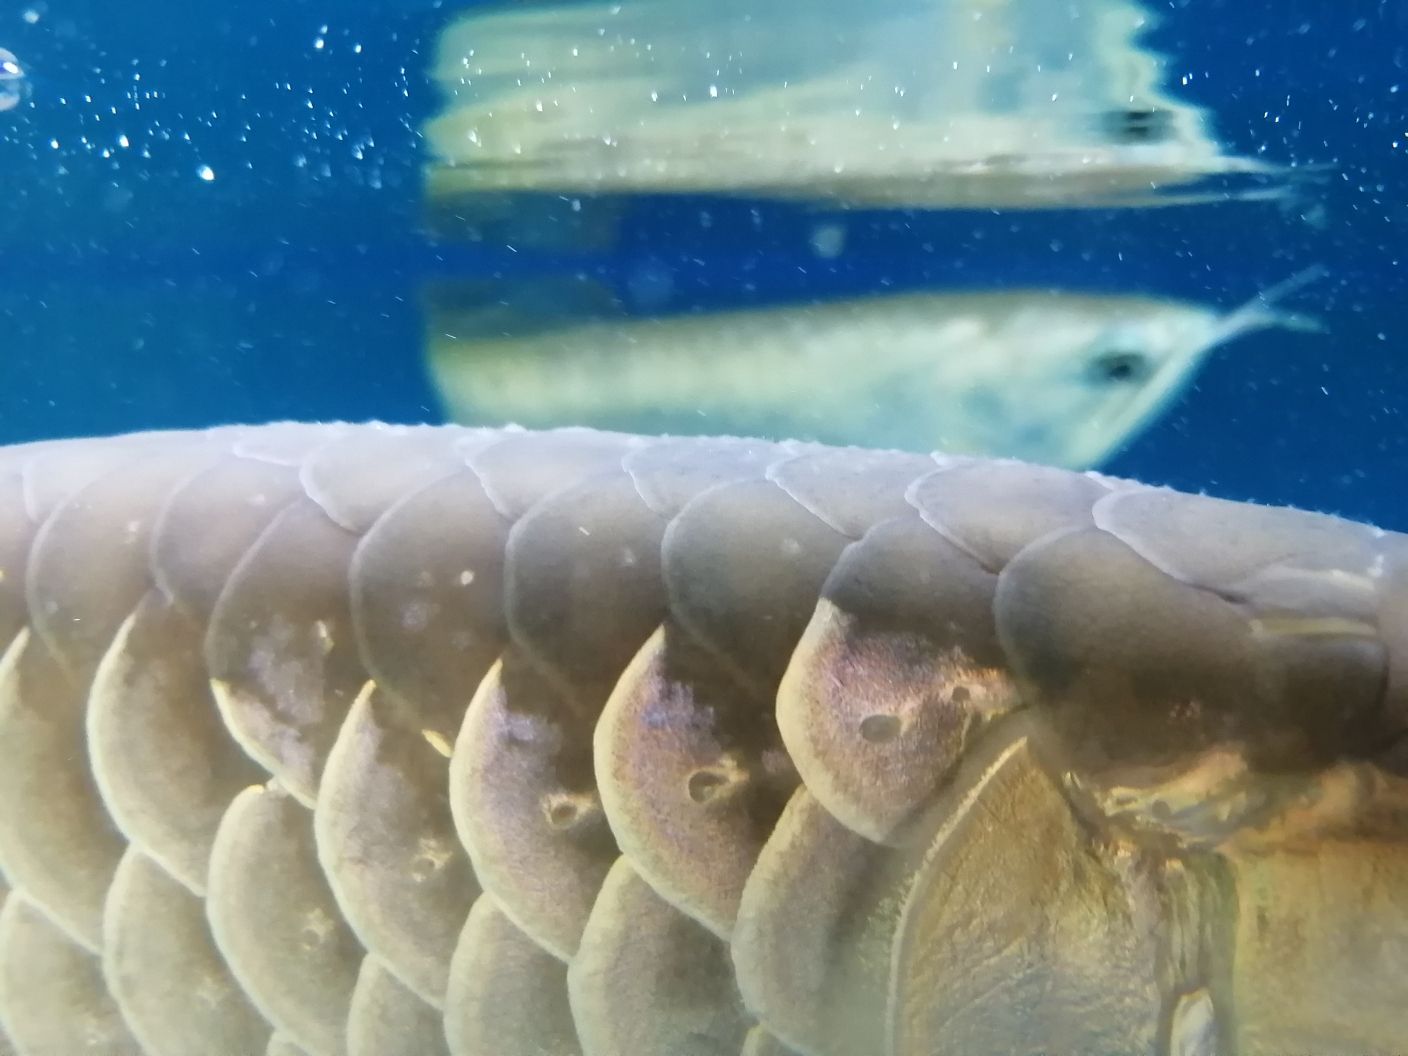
425 0 1291 212
0 422 1405 1055
428 276 1320 468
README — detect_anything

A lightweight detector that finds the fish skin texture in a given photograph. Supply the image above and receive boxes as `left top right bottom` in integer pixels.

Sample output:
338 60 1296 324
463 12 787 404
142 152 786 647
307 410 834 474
0 422 1404 1056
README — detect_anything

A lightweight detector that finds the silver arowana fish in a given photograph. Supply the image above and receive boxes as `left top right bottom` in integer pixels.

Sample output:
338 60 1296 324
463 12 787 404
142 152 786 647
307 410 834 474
424 0 1291 213
428 271 1323 469
0 422 1405 1056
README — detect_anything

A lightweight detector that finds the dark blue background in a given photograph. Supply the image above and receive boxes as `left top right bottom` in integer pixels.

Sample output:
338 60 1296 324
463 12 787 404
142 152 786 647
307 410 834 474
0 0 1404 523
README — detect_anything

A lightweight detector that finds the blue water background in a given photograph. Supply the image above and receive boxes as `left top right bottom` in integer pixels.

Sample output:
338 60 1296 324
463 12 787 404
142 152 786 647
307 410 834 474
0 0 1404 524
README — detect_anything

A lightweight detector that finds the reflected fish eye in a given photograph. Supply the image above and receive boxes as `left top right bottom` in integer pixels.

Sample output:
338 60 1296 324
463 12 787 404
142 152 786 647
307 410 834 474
1102 107 1174 144
1089 349 1153 384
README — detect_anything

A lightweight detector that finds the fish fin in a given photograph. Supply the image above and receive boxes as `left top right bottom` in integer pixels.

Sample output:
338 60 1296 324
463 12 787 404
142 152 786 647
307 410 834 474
1268 309 1327 335
423 274 624 341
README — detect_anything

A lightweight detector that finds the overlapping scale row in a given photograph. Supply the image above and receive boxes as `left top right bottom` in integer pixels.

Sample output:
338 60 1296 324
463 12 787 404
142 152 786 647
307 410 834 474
0 423 1405 1055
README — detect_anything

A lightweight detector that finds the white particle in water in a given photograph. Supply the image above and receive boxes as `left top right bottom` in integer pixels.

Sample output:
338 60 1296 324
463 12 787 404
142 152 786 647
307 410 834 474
197 164 215 181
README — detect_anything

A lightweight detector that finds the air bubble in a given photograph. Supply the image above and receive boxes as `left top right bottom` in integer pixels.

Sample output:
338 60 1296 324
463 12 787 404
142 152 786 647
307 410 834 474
0 48 30 114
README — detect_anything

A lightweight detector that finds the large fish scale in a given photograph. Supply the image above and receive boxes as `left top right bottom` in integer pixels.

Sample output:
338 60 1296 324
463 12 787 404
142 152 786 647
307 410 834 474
0 423 1404 1055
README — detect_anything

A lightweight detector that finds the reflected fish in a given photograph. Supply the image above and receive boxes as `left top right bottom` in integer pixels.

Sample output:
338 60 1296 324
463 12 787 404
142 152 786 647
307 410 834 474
426 271 1324 469
424 0 1292 217
0 48 28 113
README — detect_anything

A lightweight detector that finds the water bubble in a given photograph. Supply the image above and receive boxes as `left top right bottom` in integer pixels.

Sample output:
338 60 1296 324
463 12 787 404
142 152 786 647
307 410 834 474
0 48 30 113
808 221 848 260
